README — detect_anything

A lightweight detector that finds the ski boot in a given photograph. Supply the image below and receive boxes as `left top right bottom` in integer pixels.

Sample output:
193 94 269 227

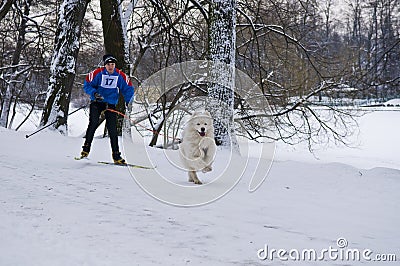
80 143 91 158
112 151 126 165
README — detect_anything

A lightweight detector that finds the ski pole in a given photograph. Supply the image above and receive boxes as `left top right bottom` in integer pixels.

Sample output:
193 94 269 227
105 108 182 142
25 104 88 139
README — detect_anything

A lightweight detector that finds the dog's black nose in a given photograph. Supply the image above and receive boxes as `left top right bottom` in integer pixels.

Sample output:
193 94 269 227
201 127 205 132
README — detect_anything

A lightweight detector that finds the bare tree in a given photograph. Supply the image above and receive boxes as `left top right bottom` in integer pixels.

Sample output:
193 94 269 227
233 0 361 148
126 0 209 147
345 0 400 100
0 0 32 128
0 0 63 130
1 0 394 149
126 0 361 149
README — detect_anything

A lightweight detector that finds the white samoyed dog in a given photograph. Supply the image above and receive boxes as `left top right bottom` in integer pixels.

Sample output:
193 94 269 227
179 111 217 184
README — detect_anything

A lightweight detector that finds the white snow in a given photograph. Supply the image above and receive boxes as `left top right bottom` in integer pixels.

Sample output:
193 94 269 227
0 108 399 265
384 98 400 107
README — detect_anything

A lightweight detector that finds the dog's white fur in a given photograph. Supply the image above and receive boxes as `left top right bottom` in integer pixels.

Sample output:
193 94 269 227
179 111 217 184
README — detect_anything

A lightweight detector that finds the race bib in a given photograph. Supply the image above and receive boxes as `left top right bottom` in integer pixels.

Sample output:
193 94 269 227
101 75 118 88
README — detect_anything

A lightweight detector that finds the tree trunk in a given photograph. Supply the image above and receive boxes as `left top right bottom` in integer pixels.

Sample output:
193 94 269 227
100 0 133 136
0 0 14 22
39 0 89 135
207 0 238 150
100 0 130 70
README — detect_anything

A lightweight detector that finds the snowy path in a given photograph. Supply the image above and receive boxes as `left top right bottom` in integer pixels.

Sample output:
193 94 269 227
0 127 399 265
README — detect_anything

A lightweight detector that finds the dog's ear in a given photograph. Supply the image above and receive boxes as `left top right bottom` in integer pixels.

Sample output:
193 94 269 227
204 111 211 117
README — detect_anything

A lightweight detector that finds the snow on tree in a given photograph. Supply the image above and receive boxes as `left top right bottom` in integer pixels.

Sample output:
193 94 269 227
0 0 13 22
207 0 238 150
39 0 89 135
0 0 32 128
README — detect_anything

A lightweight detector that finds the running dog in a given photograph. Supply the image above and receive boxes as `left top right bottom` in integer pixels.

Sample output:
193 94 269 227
179 111 217 184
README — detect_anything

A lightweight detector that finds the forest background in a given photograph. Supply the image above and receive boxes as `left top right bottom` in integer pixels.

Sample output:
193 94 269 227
0 0 399 147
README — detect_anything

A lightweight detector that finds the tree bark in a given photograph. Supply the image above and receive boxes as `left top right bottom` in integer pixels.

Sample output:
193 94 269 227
39 0 90 134
207 0 238 150
0 0 14 21
100 0 132 136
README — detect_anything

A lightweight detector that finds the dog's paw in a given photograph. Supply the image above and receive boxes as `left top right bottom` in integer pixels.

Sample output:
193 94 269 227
199 138 213 149
194 179 203 185
202 166 212 173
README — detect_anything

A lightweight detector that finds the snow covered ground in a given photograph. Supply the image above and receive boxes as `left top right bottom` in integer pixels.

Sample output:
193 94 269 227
0 108 399 265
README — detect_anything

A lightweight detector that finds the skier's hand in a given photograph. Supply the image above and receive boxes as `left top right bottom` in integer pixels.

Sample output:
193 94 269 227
94 92 104 102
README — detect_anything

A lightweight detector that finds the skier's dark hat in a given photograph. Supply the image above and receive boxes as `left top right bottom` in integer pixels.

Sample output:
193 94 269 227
103 54 117 65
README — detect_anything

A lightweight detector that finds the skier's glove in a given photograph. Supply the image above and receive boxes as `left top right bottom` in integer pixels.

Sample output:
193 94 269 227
94 92 104 102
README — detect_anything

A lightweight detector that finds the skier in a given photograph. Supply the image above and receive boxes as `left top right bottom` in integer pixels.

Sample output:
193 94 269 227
80 54 134 164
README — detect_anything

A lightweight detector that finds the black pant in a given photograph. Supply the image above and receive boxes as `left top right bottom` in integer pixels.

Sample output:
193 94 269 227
84 101 119 153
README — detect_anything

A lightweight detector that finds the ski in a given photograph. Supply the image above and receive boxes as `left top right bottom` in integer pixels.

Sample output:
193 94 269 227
97 161 156 169
74 156 88 160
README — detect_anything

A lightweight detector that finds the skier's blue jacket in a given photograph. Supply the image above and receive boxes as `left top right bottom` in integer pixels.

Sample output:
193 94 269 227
83 67 134 105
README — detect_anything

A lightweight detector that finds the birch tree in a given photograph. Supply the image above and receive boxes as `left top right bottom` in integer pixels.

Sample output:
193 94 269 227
39 0 90 134
207 0 238 149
